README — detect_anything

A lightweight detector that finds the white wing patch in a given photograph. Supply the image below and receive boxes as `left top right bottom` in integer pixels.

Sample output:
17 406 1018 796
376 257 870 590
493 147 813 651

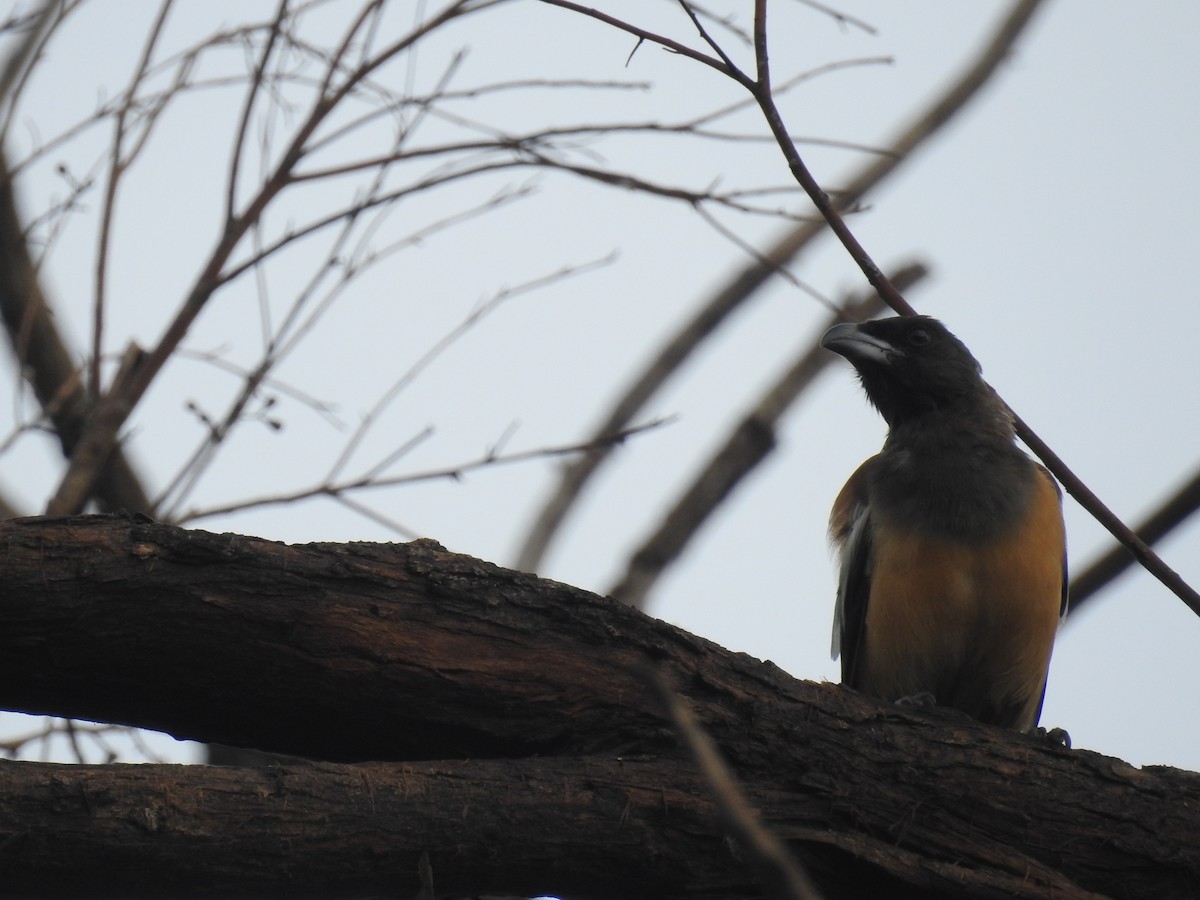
832 500 871 660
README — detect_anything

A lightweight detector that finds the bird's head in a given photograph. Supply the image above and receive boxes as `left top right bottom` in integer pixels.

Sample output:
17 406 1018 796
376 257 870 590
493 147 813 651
821 316 994 427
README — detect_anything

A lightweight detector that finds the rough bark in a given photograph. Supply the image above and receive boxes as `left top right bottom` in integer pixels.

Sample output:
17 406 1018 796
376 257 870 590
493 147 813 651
0 514 1197 899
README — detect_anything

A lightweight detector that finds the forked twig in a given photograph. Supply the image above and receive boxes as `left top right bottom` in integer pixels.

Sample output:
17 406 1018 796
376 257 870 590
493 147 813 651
179 418 672 526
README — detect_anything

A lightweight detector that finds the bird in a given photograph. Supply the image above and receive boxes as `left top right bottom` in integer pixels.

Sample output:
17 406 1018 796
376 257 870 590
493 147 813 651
821 315 1066 733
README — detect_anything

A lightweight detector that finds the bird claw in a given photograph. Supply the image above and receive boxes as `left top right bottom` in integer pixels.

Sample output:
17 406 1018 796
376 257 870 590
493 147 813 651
1033 726 1071 748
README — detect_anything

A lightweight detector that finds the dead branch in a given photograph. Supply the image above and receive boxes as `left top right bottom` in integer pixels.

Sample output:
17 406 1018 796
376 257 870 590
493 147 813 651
178 416 670 525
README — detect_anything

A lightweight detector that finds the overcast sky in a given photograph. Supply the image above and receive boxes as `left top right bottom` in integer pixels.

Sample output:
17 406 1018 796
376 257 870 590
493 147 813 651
2 1 1198 771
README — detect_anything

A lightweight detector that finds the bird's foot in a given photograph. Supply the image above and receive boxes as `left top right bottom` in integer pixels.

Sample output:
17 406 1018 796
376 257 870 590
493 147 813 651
1033 726 1071 749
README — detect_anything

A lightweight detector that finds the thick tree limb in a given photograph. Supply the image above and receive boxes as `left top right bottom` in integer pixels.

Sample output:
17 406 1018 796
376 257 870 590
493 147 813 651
0 515 1198 899
0 756 752 899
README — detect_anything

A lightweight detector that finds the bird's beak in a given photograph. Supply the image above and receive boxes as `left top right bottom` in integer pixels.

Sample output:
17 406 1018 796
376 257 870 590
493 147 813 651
821 322 893 365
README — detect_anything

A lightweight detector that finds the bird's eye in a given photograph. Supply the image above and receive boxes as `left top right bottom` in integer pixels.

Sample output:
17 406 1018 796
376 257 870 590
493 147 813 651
908 328 931 347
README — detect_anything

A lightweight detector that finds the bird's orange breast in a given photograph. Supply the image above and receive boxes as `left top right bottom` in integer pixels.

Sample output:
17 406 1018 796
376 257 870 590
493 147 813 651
858 469 1064 731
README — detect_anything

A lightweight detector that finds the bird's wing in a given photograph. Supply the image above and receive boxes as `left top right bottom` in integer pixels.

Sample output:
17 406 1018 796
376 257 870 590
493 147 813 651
1034 462 1069 619
829 456 878 686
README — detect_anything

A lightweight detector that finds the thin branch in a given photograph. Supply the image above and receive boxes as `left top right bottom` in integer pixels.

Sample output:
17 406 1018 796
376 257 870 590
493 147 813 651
793 0 876 36
691 203 831 309
1017 415 1200 616
326 254 615 484
359 426 434 484
298 42 470 162
536 0 753 88
300 75 654 162
44 0 503 516
93 0 176 395
332 491 421 539
684 54 895 131
520 152 808 218
156 158 497 519
1067 463 1200 613
221 162 537 287
172 347 340 421
678 1 744 79
226 0 291 223
752 0 769 88
316 0 386 103
179 418 672 524
0 0 68 141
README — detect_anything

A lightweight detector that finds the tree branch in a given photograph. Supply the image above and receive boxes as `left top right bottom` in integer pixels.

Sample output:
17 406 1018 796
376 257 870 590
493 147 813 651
43 0 503 517
0 514 1197 898
1068 463 1200 612
536 0 753 86
0 151 153 516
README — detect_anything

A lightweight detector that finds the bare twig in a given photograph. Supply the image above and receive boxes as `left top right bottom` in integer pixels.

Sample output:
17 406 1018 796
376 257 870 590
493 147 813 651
792 0 876 36
227 0 291 223
537 0 754 86
93 0 176 395
678 1 741 75
0 716 172 763
43 0 504 516
332 492 421 540
1068 464 1200 613
179 418 672 525
327 254 615 485
25 0 765 526
0 0 66 140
